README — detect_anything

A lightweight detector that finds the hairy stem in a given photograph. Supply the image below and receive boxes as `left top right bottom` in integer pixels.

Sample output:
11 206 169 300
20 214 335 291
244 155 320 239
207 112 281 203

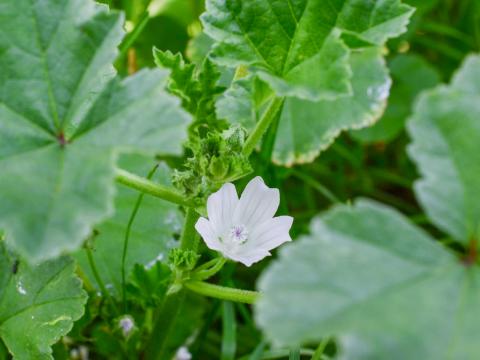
184 281 259 304
115 168 195 207
180 207 200 251
242 97 284 157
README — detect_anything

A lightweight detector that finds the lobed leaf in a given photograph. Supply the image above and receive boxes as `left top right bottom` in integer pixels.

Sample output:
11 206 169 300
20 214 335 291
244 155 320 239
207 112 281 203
353 53 440 143
272 48 390 165
202 0 413 101
407 54 480 243
217 48 391 166
0 0 191 261
0 244 87 359
256 200 480 358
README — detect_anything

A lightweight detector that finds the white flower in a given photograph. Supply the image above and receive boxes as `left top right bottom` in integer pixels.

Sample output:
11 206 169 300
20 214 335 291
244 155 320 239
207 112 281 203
118 315 135 338
174 346 192 360
195 176 293 266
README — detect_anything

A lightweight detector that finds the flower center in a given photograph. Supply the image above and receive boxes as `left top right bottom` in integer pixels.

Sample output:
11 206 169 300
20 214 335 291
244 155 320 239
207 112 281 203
228 224 248 244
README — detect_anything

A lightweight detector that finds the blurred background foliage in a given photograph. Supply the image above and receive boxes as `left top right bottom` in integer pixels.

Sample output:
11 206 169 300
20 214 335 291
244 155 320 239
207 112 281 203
61 0 480 358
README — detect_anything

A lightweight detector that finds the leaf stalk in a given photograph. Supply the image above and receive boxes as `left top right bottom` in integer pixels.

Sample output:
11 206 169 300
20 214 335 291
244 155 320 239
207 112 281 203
184 280 259 304
242 97 285 157
115 168 195 208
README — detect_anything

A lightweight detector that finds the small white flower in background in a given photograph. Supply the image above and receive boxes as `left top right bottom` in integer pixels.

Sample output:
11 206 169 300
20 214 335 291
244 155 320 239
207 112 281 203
118 315 135 338
195 176 293 266
174 346 192 360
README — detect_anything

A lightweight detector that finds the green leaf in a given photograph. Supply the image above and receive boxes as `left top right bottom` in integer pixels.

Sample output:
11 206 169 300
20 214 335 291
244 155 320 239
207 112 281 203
216 75 273 132
272 48 390 165
153 49 224 124
353 54 440 143
407 54 480 244
126 262 172 307
0 0 190 262
0 244 87 359
201 0 413 101
256 199 480 358
75 154 182 296
336 0 415 44
217 48 391 166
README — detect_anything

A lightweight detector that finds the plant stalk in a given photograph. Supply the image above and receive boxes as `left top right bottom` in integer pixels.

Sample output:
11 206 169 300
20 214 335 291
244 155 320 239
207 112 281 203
180 207 200 251
121 164 159 313
144 290 186 360
192 257 227 280
242 97 284 157
85 246 120 316
184 281 259 304
145 206 198 359
115 168 195 207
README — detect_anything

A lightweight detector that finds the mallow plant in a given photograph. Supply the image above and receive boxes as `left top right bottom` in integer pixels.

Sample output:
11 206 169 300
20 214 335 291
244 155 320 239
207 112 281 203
1 0 479 359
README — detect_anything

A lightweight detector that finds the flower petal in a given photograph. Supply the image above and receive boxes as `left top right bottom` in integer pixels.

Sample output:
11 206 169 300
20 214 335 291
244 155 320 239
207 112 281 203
245 216 293 252
195 217 223 252
227 248 271 267
207 182 239 235
233 177 280 229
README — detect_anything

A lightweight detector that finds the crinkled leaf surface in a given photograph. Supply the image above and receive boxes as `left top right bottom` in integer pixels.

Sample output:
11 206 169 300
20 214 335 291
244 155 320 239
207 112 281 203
153 49 225 123
0 0 190 261
256 200 480 359
272 48 390 165
407 55 480 244
353 54 440 143
202 0 413 101
217 48 390 166
0 244 86 359
75 154 182 296
216 75 272 132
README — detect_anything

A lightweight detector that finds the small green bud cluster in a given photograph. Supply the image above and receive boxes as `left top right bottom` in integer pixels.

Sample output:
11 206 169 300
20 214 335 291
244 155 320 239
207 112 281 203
173 125 252 202
168 248 200 272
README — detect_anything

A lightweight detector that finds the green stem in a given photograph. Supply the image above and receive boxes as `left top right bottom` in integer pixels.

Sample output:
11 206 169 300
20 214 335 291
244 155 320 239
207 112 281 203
192 257 227 280
144 290 186 360
222 301 237 360
291 169 340 204
146 206 198 360
242 97 284 157
180 207 200 251
121 164 159 313
238 349 315 360
85 246 120 316
184 281 259 304
311 338 330 360
118 9 151 60
289 348 300 360
115 168 195 207
193 257 220 272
